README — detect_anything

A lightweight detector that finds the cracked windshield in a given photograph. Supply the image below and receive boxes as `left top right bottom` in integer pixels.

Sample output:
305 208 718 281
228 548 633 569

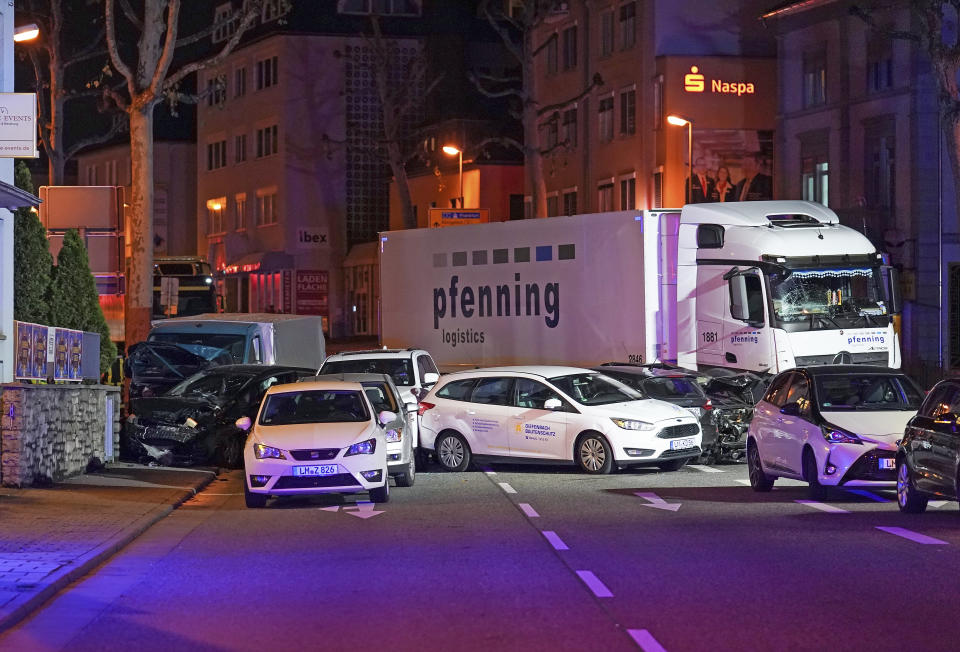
770 268 890 329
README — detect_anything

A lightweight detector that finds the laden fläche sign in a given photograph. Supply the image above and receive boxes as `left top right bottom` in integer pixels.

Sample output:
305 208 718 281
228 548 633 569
0 94 37 158
295 270 328 316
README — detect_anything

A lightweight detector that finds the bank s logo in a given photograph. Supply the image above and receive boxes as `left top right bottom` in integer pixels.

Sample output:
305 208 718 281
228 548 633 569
684 66 704 93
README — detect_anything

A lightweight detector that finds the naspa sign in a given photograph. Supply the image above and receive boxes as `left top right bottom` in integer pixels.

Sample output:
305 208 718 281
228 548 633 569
0 94 37 158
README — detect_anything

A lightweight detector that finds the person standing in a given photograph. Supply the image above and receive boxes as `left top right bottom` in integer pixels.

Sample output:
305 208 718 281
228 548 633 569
735 153 773 201
685 157 714 203
710 166 735 202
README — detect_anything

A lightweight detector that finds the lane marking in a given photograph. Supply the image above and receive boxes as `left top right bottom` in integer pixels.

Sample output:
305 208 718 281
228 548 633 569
484 469 497 475
628 629 669 652
929 500 949 509
498 482 517 494
203 493 243 496
542 530 569 550
634 492 681 512
735 479 751 486
876 526 948 545
688 464 724 473
845 489 890 502
795 500 849 514
518 503 539 518
576 570 613 598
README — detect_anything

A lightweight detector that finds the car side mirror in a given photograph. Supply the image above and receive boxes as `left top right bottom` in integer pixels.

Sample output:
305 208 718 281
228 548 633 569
235 416 252 431
423 372 440 386
379 410 398 425
779 402 800 416
404 402 418 413
544 398 563 410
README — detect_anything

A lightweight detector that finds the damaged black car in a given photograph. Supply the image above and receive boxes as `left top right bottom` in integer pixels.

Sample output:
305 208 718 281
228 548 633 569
124 364 315 467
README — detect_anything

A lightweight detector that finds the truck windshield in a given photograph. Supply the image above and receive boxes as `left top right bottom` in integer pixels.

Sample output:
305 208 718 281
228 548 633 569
768 267 891 330
149 332 247 363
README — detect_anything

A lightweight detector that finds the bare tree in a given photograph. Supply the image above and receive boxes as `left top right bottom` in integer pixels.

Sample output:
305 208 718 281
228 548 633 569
473 0 602 218
851 2 960 230
363 16 443 230
103 0 288 346
18 0 125 184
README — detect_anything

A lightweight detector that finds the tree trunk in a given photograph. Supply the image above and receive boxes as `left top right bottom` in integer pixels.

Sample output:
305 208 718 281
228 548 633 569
124 107 155 347
522 29 546 218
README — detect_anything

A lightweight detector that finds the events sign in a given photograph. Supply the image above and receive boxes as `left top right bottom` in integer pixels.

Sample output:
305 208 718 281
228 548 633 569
15 321 83 381
0 93 37 158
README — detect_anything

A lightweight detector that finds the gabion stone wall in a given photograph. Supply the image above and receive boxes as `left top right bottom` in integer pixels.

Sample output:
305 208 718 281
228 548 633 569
0 385 121 487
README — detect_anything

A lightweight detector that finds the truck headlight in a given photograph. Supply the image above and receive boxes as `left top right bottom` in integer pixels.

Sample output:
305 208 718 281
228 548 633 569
384 429 401 443
610 418 656 431
345 438 377 456
821 424 862 445
254 443 286 459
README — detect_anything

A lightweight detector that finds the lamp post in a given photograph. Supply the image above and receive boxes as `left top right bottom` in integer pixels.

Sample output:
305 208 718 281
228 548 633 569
667 115 693 205
442 145 463 208
13 23 39 42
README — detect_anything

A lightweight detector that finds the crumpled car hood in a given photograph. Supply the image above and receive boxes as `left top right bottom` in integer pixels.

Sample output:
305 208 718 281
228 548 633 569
130 396 220 427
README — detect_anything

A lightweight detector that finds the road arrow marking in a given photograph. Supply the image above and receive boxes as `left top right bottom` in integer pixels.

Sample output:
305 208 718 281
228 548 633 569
319 506 340 512
634 492 681 511
343 502 385 519
929 500 949 509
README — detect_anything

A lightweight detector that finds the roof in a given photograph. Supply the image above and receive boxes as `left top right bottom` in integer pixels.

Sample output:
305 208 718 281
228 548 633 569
792 365 909 377
159 313 322 324
196 364 314 375
271 380 365 394
326 349 422 358
312 372 394 385
0 180 41 210
593 364 696 379
761 0 837 21
447 365 594 379
680 200 840 227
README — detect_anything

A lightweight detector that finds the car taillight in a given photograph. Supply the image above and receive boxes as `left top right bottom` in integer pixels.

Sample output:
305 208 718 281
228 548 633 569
702 399 713 411
418 401 435 416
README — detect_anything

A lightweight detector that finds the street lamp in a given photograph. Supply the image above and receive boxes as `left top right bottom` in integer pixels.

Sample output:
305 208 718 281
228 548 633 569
442 145 463 208
13 24 39 42
667 115 694 205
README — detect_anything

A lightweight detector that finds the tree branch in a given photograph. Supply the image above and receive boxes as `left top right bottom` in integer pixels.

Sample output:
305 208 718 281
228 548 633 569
536 72 603 116
118 0 144 31
468 71 526 100
481 0 525 63
105 0 136 97
146 0 182 100
472 71 522 85
65 116 128 160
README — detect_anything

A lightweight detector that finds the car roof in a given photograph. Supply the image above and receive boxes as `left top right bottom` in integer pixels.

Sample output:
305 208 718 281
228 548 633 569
325 349 424 359
312 372 395 385
593 365 696 379
266 380 366 395
792 365 908 377
197 364 314 375
446 365 595 379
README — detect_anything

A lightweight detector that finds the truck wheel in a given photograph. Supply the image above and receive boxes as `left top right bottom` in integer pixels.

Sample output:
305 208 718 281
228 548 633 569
369 479 390 503
244 480 268 508
435 432 471 472
394 461 416 487
575 432 613 475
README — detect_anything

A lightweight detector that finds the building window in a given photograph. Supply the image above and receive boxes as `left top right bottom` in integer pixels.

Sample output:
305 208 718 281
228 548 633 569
802 50 826 108
105 160 117 185
562 190 577 215
206 140 227 170
338 0 422 16
562 108 578 147
619 2 636 50
206 74 226 106
256 56 279 90
653 74 663 129
600 10 614 57
206 197 226 234
598 183 614 212
867 34 893 93
546 34 558 74
256 189 278 226
865 120 895 210
547 194 559 217
620 177 636 210
562 25 577 71
802 159 829 207
235 193 247 230
262 0 282 21
619 88 635 135
598 95 614 142
256 125 279 158
652 170 662 208
86 165 97 185
542 118 559 150
235 66 247 97
212 3 236 43
235 134 247 163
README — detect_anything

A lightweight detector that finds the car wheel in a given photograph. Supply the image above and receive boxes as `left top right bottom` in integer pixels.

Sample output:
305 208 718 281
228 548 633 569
220 435 244 469
394 460 416 487
575 432 613 475
803 448 827 501
747 440 775 492
896 458 928 513
243 479 267 508
369 478 390 503
658 458 688 472
435 432 471 472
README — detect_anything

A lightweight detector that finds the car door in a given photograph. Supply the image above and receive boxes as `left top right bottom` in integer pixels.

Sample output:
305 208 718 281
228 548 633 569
778 371 815 477
752 372 795 475
464 377 515 456
908 384 954 493
927 383 960 496
507 378 570 460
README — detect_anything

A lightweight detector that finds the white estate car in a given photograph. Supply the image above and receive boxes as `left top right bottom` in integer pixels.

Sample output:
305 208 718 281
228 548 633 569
240 380 395 508
747 365 924 499
418 366 702 474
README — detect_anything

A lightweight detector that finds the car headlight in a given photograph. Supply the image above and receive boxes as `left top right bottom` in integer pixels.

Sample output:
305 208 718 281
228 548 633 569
345 438 377 456
821 424 862 445
384 429 401 443
254 443 286 459
610 418 656 431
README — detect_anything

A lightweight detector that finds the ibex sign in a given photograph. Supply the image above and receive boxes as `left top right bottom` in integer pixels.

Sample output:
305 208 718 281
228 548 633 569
0 94 37 157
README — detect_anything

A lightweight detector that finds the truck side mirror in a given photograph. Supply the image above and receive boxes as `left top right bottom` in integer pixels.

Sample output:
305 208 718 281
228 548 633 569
404 402 418 413
423 372 440 386
882 266 902 314
729 275 750 322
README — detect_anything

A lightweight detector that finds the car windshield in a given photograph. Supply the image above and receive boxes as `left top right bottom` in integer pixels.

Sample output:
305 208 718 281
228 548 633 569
768 267 891 329
166 371 255 400
641 377 702 400
320 359 415 387
548 373 642 406
814 374 923 411
259 390 371 425
362 382 398 413
149 332 247 364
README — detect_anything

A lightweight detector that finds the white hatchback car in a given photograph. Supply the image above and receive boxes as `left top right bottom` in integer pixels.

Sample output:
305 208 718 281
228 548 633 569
240 380 395 508
418 366 702 474
747 365 924 499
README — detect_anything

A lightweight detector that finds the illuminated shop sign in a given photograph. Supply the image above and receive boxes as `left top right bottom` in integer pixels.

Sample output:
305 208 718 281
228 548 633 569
684 66 755 97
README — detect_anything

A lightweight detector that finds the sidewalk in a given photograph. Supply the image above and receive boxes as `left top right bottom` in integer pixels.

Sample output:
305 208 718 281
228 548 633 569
0 462 217 633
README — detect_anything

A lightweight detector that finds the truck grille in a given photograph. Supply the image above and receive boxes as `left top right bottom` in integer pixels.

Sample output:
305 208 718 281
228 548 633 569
657 423 700 439
795 352 889 366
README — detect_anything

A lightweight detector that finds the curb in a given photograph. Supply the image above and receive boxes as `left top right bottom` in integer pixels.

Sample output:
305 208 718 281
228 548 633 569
0 470 217 634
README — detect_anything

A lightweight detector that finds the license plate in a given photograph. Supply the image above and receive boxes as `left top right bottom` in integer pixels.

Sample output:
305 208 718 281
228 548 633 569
879 458 895 470
670 437 696 450
292 464 339 477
